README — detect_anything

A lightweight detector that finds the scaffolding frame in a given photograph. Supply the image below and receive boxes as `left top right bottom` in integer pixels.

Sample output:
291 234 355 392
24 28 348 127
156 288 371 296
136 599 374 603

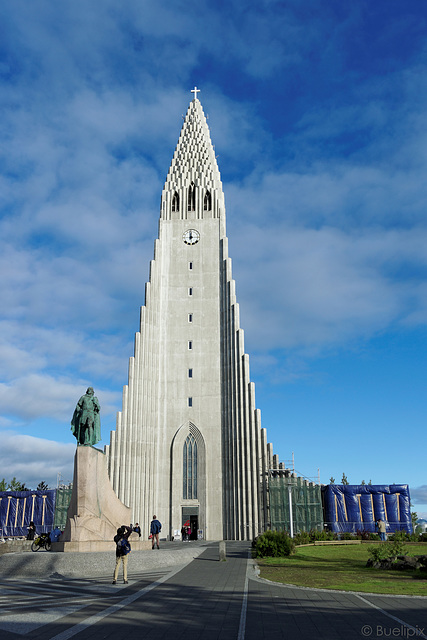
268 470 323 535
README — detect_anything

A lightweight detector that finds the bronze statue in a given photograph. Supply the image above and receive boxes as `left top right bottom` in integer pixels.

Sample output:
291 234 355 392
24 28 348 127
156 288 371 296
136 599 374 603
71 387 101 446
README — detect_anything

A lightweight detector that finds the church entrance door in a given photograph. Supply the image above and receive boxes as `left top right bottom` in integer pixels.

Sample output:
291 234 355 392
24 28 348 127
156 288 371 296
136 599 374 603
189 514 198 540
182 506 199 540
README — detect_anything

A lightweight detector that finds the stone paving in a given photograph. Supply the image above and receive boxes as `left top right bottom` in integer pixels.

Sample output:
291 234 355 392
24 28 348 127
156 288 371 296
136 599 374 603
0 541 426 640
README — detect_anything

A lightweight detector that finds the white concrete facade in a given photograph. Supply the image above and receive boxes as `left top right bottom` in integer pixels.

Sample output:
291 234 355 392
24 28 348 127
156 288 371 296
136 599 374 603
106 96 270 540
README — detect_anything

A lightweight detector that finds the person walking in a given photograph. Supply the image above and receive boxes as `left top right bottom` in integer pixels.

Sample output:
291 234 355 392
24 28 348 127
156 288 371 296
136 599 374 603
113 525 132 584
150 515 162 549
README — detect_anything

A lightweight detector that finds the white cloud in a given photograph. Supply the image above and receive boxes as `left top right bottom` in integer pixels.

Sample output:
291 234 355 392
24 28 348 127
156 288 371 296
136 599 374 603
0 433 75 488
411 486 427 506
229 222 427 356
0 373 121 426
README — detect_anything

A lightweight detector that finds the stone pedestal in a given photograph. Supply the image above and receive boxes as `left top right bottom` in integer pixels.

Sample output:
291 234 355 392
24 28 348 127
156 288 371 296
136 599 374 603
56 446 135 552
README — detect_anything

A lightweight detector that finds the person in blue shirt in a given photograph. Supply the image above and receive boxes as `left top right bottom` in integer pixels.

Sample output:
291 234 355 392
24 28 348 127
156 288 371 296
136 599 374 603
50 526 62 543
150 516 162 549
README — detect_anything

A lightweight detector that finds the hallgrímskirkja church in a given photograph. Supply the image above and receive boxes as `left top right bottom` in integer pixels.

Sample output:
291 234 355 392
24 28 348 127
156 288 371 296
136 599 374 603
106 89 280 541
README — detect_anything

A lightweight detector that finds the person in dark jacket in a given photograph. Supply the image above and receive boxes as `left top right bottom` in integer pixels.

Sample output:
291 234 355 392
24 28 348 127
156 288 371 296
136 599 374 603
150 516 162 549
27 521 36 540
113 525 132 584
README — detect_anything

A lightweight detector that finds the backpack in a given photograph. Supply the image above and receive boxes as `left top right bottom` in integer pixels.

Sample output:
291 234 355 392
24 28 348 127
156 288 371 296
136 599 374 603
116 537 131 555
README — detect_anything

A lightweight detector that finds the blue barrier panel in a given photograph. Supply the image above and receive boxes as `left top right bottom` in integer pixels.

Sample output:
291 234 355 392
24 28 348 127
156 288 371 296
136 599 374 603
322 484 412 534
0 490 56 537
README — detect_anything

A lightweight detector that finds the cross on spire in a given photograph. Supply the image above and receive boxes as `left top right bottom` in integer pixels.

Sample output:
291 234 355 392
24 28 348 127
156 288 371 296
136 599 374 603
191 86 200 100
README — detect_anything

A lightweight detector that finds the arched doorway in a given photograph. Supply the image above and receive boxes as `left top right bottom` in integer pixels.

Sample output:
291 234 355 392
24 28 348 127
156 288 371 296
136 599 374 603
171 422 206 541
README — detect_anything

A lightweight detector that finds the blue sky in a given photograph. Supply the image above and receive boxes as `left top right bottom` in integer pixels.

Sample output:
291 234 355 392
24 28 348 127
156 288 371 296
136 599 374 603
0 1 426 516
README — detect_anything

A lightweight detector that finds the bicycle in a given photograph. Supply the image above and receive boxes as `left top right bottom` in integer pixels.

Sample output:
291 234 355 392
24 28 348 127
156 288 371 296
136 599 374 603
31 532 51 552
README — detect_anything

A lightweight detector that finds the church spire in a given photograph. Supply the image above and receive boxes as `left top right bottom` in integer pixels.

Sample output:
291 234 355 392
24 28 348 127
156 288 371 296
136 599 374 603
161 89 224 221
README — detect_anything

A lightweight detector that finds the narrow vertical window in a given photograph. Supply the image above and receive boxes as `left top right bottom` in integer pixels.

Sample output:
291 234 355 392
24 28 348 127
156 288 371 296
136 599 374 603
183 434 197 499
188 287 193 296
187 438 193 497
188 397 193 407
188 183 196 211
172 191 179 212
183 443 187 498
188 368 193 378
188 341 192 350
188 313 193 323
204 190 212 211
189 262 193 270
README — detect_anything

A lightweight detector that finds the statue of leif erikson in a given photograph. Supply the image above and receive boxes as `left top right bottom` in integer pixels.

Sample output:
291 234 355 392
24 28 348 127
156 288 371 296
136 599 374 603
71 387 101 446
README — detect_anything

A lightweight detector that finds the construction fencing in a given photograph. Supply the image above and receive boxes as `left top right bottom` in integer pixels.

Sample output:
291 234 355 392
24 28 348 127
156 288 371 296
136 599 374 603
269 474 324 534
53 487 73 530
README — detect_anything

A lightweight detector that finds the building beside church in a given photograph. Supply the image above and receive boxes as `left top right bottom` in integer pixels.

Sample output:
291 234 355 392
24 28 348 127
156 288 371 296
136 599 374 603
106 90 279 541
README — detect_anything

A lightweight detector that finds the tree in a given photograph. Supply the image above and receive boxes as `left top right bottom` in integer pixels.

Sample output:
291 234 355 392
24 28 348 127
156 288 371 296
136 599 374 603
329 477 335 484
361 480 366 485
8 477 26 491
411 511 418 531
0 477 28 491
37 481 49 491
341 473 349 485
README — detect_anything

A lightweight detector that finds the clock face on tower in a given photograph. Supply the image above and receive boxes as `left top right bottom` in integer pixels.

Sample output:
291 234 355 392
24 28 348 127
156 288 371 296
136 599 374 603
183 229 200 245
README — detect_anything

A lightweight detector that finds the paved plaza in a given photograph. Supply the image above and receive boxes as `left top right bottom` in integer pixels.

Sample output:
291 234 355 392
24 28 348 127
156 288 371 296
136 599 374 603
0 541 426 640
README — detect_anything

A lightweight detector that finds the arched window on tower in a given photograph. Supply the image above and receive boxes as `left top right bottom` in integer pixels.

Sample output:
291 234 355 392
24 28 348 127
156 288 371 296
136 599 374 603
204 190 212 211
183 434 198 499
188 183 196 212
172 191 179 212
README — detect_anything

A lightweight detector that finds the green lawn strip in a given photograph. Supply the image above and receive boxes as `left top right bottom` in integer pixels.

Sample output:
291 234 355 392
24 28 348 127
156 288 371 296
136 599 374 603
257 544 427 596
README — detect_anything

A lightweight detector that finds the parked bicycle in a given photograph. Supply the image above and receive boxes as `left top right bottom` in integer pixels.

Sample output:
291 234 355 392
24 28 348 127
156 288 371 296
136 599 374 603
31 532 51 552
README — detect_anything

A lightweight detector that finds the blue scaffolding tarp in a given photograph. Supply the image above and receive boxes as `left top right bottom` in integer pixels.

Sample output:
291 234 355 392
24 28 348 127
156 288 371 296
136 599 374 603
322 484 412 534
0 490 56 537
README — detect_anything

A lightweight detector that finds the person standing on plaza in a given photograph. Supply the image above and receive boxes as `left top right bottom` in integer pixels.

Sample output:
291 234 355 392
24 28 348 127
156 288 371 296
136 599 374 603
376 518 387 542
150 515 162 549
27 521 36 540
113 525 132 584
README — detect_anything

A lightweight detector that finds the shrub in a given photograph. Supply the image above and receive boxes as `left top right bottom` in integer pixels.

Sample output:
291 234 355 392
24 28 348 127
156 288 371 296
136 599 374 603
368 544 392 562
310 529 335 541
293 531 311 546
341 532 356 540
292 529 336 545
253 530 295 558
356 529 371 541
367 534 407 564
388 531 406 557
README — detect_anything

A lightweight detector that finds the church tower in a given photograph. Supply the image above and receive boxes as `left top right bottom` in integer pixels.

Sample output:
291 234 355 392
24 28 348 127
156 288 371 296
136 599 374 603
107 89 270 540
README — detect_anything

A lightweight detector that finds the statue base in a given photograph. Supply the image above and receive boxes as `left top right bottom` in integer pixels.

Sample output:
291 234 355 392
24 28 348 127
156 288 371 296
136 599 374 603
57 445 144 552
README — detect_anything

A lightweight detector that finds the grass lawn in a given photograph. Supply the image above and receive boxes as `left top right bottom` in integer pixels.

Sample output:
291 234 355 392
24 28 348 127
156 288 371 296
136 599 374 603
256 544 427 596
